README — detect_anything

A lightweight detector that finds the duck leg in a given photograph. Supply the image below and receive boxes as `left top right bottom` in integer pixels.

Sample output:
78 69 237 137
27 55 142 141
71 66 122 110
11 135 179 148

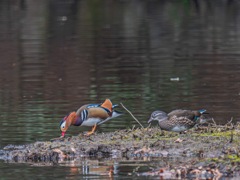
86 124 97 136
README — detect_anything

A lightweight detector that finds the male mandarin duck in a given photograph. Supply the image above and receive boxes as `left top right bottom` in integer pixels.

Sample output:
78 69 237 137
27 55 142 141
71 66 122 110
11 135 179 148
148 109 207 132
59 99 122 137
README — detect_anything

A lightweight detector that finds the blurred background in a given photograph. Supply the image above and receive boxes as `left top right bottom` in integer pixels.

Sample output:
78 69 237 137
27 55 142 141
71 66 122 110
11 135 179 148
2 0 240 179
1 0 240 147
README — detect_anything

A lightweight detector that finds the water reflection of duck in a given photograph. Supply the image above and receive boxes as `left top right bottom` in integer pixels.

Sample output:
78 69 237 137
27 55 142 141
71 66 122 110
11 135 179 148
59 99 122 137
70 160 118 177
148 109 207 132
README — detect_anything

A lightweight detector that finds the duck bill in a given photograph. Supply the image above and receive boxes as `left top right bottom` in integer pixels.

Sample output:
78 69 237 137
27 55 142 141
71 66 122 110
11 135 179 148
148 118 153 123
61 131 66 137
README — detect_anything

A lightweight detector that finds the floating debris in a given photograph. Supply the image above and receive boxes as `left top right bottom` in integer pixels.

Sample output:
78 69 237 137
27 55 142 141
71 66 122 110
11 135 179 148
170 77 180 81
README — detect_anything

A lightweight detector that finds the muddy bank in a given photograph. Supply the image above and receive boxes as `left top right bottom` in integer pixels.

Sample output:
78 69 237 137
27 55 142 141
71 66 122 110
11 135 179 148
1 123 240 178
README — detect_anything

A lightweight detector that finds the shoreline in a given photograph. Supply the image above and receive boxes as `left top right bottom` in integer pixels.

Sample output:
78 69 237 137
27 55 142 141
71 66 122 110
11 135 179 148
1 123 240 178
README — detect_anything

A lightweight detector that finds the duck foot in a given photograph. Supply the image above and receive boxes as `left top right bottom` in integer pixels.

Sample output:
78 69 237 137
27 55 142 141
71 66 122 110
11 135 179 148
85 124 97 136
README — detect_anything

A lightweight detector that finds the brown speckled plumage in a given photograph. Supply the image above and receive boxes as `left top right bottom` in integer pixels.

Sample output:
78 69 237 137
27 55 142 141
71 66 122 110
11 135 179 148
148 109 207 132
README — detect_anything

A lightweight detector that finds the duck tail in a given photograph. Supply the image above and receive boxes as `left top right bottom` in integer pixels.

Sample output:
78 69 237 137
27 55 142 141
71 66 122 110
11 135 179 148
198 109 207 114
112 104 119 109
97 110 123 126
112 110 123 118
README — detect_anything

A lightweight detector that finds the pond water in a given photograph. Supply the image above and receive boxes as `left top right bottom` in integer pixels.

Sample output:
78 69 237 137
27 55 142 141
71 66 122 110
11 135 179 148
1 0 240 179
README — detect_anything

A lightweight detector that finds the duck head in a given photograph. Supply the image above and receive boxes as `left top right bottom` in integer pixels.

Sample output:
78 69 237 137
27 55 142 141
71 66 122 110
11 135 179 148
148 110 168 123
60 112 77 137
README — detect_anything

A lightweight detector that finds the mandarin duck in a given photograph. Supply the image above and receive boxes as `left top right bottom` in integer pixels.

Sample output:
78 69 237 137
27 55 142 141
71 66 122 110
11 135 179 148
148 109 207 132
59 99 122 137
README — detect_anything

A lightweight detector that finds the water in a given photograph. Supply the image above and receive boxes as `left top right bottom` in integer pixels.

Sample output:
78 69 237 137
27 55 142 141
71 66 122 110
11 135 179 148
1 0 240 179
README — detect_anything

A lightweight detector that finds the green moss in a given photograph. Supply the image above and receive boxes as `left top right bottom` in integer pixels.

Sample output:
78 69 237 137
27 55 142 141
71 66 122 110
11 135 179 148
209 155 240 163
209 157 223 163
198 130 238 137
226 155 240 162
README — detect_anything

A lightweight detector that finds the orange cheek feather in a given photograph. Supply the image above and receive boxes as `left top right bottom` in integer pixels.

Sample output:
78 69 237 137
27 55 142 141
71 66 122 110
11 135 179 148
61 112 77 137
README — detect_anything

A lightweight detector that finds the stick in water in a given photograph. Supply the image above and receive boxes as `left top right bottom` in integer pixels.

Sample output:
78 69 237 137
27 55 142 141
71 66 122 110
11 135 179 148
120 103 144 128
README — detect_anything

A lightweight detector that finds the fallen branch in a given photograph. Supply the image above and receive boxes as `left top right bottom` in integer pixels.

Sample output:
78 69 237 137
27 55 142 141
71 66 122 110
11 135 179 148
211 118 217 125
120 103 144 128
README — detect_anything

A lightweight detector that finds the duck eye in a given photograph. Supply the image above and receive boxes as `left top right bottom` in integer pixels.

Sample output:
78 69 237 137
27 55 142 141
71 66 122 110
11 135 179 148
61 121 66 129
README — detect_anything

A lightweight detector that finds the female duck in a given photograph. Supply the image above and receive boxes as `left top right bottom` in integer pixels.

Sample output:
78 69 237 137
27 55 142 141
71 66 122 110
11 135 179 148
148 109 207 132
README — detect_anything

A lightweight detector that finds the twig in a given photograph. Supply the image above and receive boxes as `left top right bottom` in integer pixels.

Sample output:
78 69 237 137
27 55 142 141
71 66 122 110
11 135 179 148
120 102 144 128
226 117 233 126
146 123 151 128
131 125 136 131
211 118 217 125
229 127 234 143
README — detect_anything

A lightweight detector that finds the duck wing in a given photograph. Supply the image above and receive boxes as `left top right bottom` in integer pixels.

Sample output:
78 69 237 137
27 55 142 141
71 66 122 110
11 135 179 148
168 110 195 120
161 115 196 132
87 107 110 120
76 99 122 124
